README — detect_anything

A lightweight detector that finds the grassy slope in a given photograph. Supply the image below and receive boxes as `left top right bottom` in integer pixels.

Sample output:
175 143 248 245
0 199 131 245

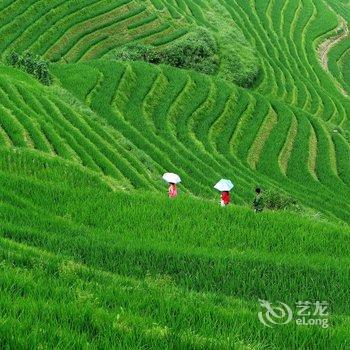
145 0 350 128
1 0 344 224
0 0 348 112
1 147 350 349
0 0 187 63
52 60 350 224
0 0 258 86
1 61 349 223
325 0 350 95
1 62 350 347
0 0 350 348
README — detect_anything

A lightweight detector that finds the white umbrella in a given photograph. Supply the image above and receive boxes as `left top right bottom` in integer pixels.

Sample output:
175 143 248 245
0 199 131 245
162 172 181 184
214 179 234 192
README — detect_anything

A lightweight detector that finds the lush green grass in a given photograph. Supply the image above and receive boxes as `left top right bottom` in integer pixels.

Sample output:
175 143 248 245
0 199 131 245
50 60 350 223
0 0 350 348
328 37 350 94
0 59 349 223
0 0 348 116
0 0 186 62
214 0 350 128
0 0 259 87
0 147 350 349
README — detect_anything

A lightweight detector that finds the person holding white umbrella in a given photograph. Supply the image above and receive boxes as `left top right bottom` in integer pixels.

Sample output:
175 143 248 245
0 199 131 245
162 173 181 198
214 179 234 206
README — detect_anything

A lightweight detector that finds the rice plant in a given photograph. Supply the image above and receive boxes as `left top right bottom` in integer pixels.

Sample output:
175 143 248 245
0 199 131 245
0 1 349 348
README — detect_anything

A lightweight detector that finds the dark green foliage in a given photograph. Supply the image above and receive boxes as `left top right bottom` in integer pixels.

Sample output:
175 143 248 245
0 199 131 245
205 1 260 87
109 17 258 87
7 51 52 85
264 188 299 211
156 27 219 75
110 28 219 76
111 43 156 63
8 51 20 67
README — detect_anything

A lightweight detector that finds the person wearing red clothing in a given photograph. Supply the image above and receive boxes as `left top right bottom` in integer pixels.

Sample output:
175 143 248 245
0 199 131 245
168 183 177 198
220 191 230 206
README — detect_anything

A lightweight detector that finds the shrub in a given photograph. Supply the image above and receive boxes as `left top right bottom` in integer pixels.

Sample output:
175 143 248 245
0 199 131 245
108 16 259 88
109 27 219 76
157 27 219 75
205 1 260 87
8 51 20 67
6 51 52 85
263 188 299 211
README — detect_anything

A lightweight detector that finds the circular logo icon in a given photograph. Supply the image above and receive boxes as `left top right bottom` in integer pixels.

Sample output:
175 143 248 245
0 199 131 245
258 299 293 327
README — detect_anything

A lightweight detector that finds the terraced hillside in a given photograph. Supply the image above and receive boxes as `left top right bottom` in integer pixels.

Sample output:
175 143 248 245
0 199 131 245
58 60 350 223
1 61 349 223
1 148 350 348
147 0 350 123
0 0 350 348
220 0 350 124
0 0 188 62
0 0 259 88
1 0 348 119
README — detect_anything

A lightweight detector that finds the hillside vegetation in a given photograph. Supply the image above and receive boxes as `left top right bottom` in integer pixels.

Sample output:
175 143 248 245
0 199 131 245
0 0 258 87
1 148 350 348
1 60 349 224
0 0 349 348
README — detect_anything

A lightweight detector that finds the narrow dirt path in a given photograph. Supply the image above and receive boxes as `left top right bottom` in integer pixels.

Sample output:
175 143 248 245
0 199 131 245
318 15 349 97
318 17 349 70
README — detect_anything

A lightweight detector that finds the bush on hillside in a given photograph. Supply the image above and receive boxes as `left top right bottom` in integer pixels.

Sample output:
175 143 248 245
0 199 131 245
263 188 300 211
108 28 219 76
107 5 259 88
110 43 154 63
205 1 260 87
7 51 52 85
157 27 219 75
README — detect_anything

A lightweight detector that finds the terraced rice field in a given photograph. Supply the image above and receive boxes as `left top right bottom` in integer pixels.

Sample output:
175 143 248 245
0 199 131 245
0 0 350 348
0 0 188 63
2 61 348 222
1 0 348 121
0 147 350 348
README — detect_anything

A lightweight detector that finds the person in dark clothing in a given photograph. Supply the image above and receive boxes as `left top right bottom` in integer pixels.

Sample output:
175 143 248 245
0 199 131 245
253 187 264 213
